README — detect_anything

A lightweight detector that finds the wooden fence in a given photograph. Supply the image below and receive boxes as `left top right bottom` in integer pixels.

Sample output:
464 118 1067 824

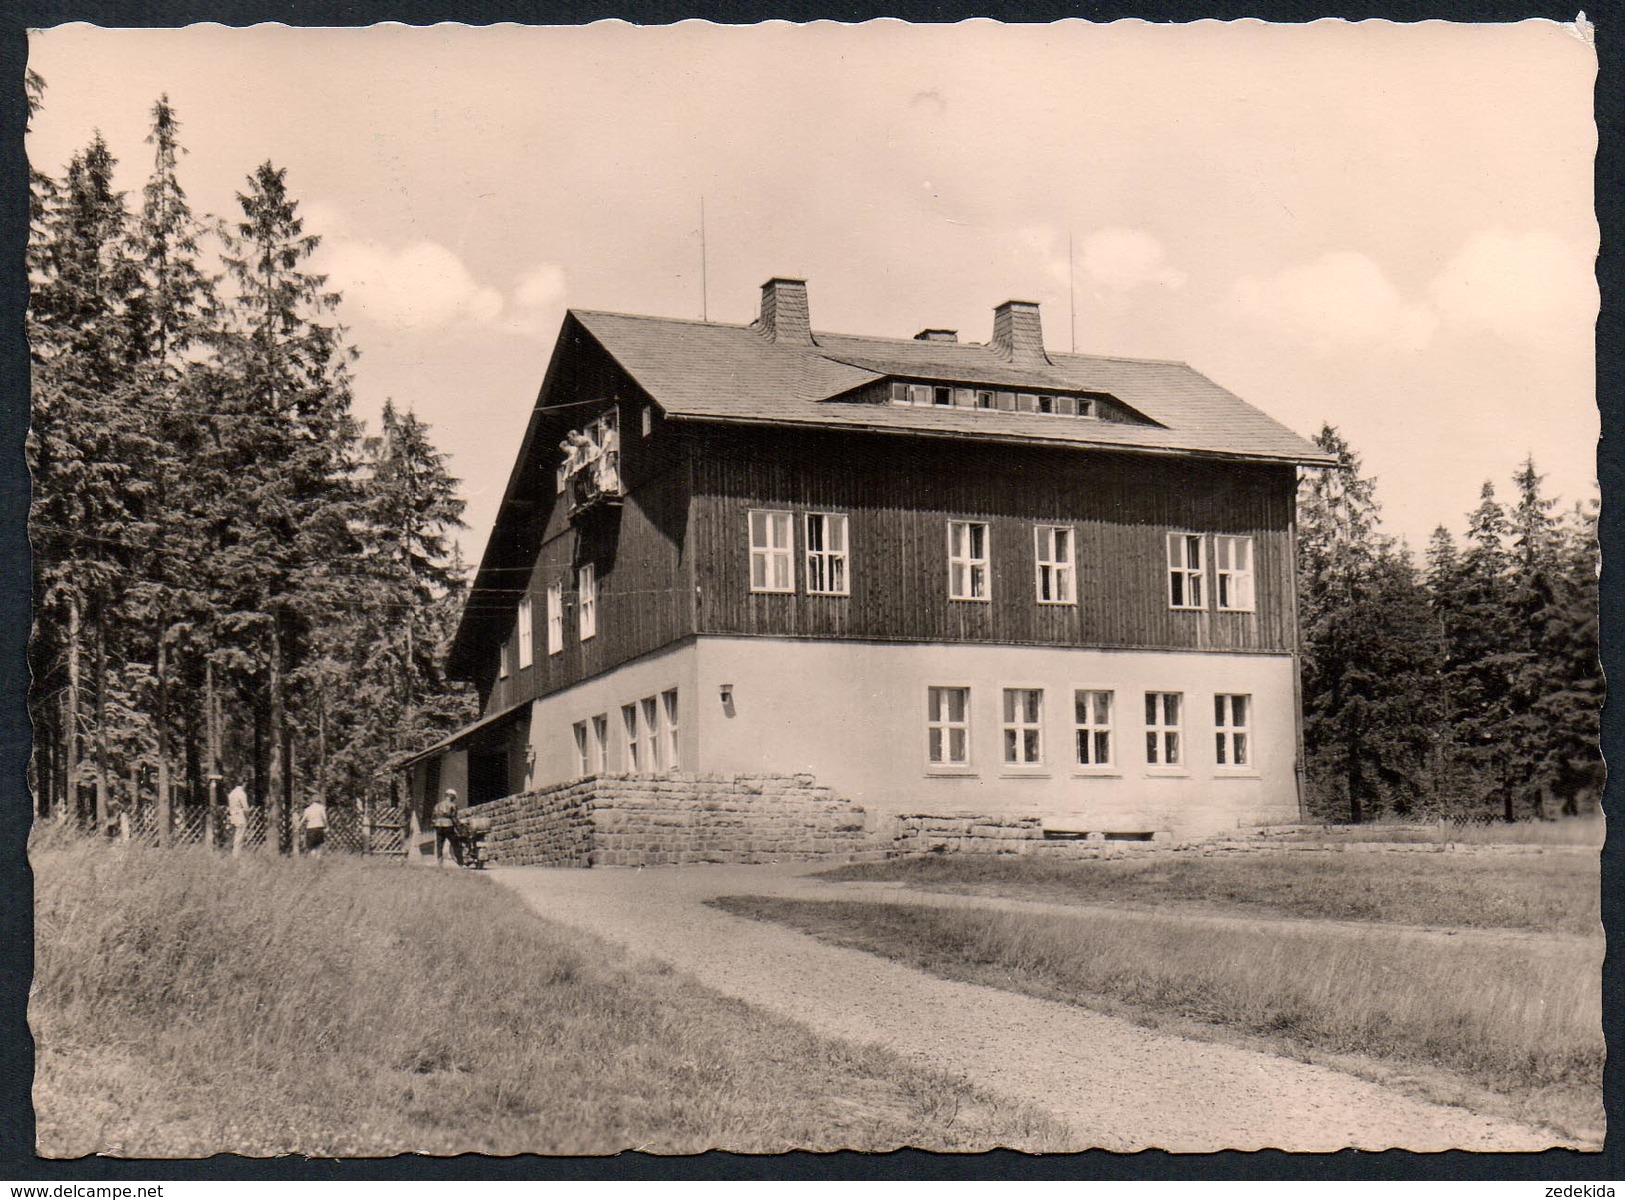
112 803 407 856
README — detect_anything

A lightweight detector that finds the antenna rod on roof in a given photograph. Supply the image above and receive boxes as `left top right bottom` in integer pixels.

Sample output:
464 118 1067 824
1069 231 1076 354
700 196 709 322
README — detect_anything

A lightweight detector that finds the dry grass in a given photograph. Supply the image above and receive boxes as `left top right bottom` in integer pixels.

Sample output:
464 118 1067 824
817 847 1600 934
713 896 1604 1142
1305 816 1605 847
31 832 1070 1157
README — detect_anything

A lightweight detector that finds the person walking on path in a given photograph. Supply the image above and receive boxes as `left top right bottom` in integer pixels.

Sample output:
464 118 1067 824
298 796 329 859
432 789 459 867
227 783 249 857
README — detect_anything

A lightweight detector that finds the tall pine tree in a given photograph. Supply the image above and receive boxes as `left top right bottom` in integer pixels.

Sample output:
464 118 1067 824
209 161 359 850
1296 426 1440 821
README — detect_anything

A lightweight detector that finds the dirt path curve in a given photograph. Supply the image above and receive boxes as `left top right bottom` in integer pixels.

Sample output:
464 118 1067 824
494 863 1570 1153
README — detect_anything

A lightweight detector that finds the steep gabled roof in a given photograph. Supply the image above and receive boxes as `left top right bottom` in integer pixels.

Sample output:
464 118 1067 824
572 309 1334 466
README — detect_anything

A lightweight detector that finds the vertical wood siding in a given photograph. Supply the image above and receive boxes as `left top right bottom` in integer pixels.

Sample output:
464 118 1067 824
690 425 1297 654
473 342 695 715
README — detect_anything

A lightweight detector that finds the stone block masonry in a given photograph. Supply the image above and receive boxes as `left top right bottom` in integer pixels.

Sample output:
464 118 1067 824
467 772 877 868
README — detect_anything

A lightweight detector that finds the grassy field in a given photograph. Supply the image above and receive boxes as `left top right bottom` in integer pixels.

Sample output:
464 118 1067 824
816 845 1602 933
1285 816 1605 847
31 831 1069 1157
713 893 1604 1141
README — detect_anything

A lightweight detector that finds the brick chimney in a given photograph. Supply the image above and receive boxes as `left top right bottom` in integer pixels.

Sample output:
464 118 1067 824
990 300 1049 366
914 329 958 342
755 277 814 345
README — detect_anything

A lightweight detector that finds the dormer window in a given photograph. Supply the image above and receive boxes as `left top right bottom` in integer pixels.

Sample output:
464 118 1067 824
884 379 1124 424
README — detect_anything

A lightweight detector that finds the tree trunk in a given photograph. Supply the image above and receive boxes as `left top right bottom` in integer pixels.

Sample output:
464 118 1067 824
94 612 110 835
156 624 171 848
316 684 327 801
65 591 82 826
205 658 220 848
1346 724 1364 825
267 617 285 854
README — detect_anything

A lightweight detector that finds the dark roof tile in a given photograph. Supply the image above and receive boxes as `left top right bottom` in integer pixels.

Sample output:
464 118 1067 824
573 309 1331 465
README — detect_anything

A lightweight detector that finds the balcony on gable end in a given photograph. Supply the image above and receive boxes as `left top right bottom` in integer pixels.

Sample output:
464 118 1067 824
556 409 624 520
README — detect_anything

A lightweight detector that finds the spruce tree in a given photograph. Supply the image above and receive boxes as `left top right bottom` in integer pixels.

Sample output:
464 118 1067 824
1296 426 1439 821
209 161 359 850
28 134 155 826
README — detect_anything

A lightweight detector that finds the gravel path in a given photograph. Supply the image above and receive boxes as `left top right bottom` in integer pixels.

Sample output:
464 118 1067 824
494 863 1574 1153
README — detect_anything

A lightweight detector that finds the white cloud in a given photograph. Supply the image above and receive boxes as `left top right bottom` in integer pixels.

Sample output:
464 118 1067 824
319 237 572 341
502 264 570 339
1427 228 1596 339
1080 228 1187 292
1226 250 1437 352
324 239 503 334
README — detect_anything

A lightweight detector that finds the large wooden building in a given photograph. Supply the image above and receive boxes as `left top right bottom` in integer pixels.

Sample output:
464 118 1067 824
403 278 1334 839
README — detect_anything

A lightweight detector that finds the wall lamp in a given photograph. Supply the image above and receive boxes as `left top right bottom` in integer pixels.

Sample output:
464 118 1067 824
719 683 734 705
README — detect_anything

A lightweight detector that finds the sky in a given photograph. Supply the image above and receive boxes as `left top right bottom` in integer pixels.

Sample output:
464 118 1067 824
27 19 1599 564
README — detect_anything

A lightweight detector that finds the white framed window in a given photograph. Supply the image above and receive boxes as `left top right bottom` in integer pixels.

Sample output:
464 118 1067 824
749 509 795 593
1078 397 1097 419
948 521 989 601
1002 688 1044 766
578 563 597 640
517 597 534 669
662 689 680 770
805 513 849 596
1035 525 1076 604
641 406 653 437
1146 692 1183 767
1214 536 1255 612
927 686 971 767
932 386 952 407
622 703 641 773
572 721 590 777
590 714 608 774
641 697 662 770
1167 533 1204 610
1215 694 1251 768
975 390 994 410
498 641 510 679
1074 690 1113 768
546 583 563 655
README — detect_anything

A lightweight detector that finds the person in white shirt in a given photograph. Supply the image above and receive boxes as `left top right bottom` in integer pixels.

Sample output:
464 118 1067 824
298 797 329 858
226 783 250 857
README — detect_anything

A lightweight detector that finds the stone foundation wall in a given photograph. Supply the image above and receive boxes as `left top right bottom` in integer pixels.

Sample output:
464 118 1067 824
467 772 877 868
891 813 1176 859
469 781 596 867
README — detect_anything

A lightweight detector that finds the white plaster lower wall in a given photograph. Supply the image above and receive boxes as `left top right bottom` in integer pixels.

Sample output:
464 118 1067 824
526 641 699 790
691 637 1302 838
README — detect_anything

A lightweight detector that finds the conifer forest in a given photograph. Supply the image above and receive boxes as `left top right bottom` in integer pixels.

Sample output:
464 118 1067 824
27 83 1602 846
28 79 477 849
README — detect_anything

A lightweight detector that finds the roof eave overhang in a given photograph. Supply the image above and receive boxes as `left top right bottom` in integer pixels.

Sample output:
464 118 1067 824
663 411 1337 469
393 699 531 772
